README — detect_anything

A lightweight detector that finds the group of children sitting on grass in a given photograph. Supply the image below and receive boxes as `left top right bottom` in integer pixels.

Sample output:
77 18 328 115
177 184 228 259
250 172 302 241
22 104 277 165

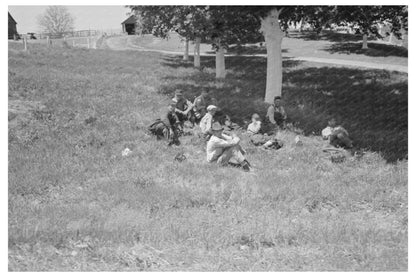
148 89 353 172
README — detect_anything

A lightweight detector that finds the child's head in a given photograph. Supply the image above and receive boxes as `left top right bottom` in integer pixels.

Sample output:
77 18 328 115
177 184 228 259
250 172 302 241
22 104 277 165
274 96 282 106
207 105 217 115
201 88 209 97
174 89 184 100
328 118 337 127
251 113 261 122
168 102 176 112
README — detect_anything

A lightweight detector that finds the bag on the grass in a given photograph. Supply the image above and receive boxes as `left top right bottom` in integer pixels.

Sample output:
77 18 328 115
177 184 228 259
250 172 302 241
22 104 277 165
265 138 284 150
147 119 170 140
250 134 268 146
323 148 346 163
330 152 346 163
250 134 283 150
174 152 186 162
148 119 164 133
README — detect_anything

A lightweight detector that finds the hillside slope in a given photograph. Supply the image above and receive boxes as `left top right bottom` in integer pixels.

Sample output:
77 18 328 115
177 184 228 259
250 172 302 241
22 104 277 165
8 42 407 271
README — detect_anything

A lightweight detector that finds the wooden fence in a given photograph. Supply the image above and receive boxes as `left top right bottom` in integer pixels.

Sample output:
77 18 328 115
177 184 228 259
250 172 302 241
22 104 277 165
14 28 124 51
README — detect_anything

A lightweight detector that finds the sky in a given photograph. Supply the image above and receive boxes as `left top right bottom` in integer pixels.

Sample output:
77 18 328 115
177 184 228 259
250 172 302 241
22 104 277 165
8 5 131 34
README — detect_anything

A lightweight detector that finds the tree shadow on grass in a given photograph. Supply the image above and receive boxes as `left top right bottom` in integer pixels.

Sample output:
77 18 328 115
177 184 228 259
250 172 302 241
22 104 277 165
289 30 369 42
325 42 408 57
160 55 407 163
283 67 407 162
204 46 288 55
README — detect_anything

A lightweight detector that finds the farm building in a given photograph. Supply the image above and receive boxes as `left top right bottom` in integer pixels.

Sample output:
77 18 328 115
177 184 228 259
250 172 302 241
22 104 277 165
8 12 18 39
121 15 137 35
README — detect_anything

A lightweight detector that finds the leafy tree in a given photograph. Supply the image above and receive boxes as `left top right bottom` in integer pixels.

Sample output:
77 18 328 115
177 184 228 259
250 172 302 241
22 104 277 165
297 6 337 34
129 6 210 67
380 6 408 46
212 5 407 101
129 6 261 77
335 6 408 49
207 6 262 78
171 6 211 63
37 6 75 37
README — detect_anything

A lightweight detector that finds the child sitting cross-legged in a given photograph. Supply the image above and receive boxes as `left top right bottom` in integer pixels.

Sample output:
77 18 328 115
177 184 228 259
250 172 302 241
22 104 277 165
247 113 283 150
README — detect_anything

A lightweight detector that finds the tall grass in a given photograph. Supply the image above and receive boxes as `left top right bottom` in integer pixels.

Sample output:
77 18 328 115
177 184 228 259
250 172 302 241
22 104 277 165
8 42 407 271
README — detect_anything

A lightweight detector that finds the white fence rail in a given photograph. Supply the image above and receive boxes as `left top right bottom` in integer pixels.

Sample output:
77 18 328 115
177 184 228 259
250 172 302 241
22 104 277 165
11 28 126 51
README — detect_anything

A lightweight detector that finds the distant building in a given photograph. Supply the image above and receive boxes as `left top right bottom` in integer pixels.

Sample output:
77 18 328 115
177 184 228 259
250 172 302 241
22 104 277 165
121 15 137 35
8 12 18 39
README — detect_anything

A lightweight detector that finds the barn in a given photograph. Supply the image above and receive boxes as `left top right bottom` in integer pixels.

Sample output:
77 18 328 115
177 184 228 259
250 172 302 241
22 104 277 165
8 12 18 39
121 15 137 35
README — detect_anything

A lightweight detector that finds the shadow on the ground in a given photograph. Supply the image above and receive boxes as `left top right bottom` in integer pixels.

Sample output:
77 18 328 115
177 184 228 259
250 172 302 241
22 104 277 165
204 46 286 55
289 30 369 42
324 42 408 57
160 55 408 163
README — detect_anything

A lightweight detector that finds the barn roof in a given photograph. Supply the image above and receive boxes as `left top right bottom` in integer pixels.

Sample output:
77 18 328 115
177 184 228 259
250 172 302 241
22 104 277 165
8 12 17 24
121 15 137 25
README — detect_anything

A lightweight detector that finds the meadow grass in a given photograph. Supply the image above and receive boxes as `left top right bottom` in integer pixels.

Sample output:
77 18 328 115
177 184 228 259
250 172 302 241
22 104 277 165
8 42 407 271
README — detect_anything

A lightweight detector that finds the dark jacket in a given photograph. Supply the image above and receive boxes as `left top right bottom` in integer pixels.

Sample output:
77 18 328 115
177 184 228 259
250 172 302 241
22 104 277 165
161 110 179 129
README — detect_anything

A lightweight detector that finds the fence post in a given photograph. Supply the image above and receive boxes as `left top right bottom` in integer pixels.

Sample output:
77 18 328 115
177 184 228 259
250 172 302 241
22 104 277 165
23 36 27 51
87 37 90 49
46 36 50 47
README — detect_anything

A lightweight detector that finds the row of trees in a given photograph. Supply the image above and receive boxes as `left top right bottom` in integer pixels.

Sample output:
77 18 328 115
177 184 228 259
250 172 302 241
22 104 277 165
129 6 407 103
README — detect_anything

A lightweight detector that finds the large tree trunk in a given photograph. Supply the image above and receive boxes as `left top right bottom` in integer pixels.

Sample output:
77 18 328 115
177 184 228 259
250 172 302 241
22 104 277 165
298 18 304 32
362 33 368 49
183 38 189 61
388 32 393 44
261 9 284 103
215 46 226 79
194 37 201 68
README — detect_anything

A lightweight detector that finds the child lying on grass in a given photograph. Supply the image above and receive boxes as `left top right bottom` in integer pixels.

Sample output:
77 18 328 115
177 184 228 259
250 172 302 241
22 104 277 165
321 118 353 149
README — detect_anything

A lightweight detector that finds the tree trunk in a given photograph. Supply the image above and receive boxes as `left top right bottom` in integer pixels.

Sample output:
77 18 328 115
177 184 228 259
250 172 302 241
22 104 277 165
194 37 201 68
362 33 368 49
215 46 226 79
298 18 304 32
260 9 284 103
183 38 189 61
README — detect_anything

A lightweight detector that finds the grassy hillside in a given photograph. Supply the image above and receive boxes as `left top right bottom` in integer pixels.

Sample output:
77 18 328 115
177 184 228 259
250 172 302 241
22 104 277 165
8 42 407 271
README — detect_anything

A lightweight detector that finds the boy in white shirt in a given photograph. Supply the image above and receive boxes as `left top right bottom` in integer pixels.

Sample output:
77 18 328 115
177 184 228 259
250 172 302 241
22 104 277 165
199 105 217 139
247 113 262 135
246 113 283 149
207 122 251 171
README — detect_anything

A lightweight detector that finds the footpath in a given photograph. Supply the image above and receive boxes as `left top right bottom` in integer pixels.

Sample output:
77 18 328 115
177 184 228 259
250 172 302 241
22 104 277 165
105 36 408 73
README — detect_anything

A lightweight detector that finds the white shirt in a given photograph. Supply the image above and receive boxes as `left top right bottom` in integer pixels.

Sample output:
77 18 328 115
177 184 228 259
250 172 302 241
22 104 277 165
247 121 262 135
322 126 349 140
199 113 213 134
206 134 240 162
321 126 334 140
266 104 287 124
